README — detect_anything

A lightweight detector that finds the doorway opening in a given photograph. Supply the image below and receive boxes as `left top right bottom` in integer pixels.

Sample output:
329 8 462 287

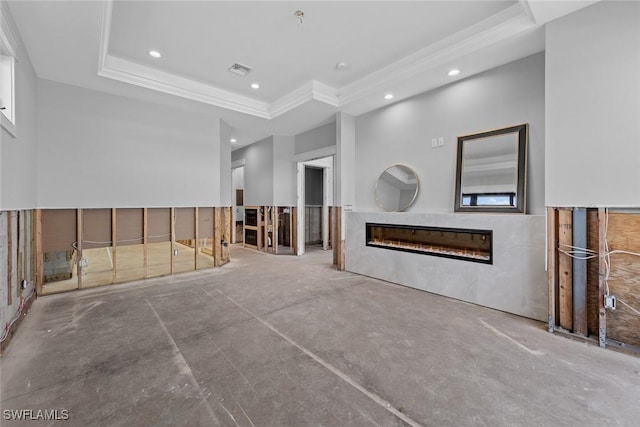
232 166 244 244
296 156 334 255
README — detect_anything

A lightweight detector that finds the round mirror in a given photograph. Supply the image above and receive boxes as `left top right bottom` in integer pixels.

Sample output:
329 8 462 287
375 164 419 212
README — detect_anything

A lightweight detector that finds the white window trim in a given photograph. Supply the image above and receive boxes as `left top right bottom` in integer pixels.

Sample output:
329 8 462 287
1 6 18 137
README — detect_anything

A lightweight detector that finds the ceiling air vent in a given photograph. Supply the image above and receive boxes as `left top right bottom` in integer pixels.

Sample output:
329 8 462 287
228 63 253 76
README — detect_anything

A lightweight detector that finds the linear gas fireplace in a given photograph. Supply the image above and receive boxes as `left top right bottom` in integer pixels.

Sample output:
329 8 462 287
366 223 492 264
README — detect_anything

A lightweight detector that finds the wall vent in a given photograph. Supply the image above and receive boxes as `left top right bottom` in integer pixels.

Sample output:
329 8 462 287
228 63 252 76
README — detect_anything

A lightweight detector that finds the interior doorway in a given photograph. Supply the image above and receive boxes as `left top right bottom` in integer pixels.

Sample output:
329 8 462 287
232 166 244 244
296 156 334 255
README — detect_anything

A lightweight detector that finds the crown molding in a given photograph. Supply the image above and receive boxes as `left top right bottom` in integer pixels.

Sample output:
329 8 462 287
97 1 539 121
268 82 314 118
97 0 112 72
99 55 271 118
1 3 19 57
311 81 340 107
336 4 537 106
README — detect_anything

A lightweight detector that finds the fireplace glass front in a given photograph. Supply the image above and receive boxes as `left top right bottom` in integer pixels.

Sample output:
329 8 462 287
366 223 492 264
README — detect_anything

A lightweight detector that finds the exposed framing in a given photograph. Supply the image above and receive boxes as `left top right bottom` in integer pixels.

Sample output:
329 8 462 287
35 207 230 296
597 208 607 348
7 211 12 305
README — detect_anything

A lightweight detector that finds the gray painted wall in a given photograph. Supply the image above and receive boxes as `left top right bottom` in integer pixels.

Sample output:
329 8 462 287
354 52 545 214
1 4 38 210
273 135 296 206
546 1 640 207
37 80 224 208
294 122 336 155
242 136 274 206
219 119 232 206
234 123 335 208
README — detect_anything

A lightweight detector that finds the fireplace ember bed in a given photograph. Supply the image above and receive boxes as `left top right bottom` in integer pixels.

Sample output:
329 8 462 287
366 223 493 264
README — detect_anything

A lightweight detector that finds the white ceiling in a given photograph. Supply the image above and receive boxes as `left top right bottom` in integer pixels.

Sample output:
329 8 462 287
6 1 598 150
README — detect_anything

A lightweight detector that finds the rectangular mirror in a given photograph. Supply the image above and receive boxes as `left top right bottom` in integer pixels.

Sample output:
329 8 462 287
454 124 528 213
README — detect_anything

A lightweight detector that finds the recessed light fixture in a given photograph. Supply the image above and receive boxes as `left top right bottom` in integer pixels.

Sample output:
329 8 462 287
335 62 349 71
148 50 162 58
230 138 237 143
251 83 260 89
384 93 394 100
448 69 460 77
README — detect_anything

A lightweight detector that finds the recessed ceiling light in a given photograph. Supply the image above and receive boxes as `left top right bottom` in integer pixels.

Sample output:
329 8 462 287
384 94 394 100
251 83 260 89
230 138 237 143
448 69 460 77
148 50 162 58
335 62 349 71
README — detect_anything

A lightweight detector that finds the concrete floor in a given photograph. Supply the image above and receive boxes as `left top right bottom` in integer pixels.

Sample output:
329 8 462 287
1 245 639 426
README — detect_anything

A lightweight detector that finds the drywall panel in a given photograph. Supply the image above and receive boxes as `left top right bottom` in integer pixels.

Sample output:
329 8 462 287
295 122 336 155
336 113 356 209
546 1 640 207
36 80 222 208
232 166 244 190
354 53 545 214
241 137 274 206
0 5 38 210
346 211 547 321
219 119 232 207
273 135 296 206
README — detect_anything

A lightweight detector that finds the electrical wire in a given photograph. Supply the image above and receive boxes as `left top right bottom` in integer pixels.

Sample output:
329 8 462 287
602 208 640 316
0 288 35 343
618 299 640 316
555 208 640 316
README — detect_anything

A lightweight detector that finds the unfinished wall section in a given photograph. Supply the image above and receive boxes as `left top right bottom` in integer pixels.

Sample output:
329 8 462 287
36 207 231 296
548 208 640 352
1 210 36 355
544 2 640 352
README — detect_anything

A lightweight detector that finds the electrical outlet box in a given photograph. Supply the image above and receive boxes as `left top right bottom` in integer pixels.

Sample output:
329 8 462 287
431 138 437 148
173 249 178 256
605 294 616 310
438 137 444 147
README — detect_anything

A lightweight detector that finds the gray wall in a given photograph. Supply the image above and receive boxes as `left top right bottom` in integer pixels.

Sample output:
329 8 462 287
37 80 225 208
241 136 274 206
546 1 640 207
295 122 336 155
273 135 296 206
219 119 232 206
233 122 336 207
1 4 38 210
354 52 545 214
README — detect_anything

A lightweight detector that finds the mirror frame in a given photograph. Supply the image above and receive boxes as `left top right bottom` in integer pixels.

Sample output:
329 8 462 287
375 164 420 212
454 123 528 214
